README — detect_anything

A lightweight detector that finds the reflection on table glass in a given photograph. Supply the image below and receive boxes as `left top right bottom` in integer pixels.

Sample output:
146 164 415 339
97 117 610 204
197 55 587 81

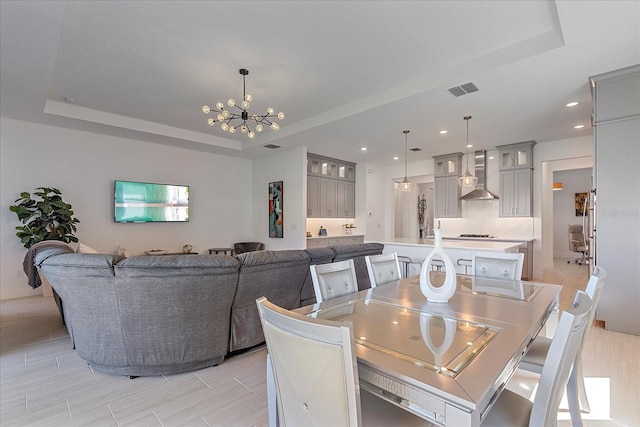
457 274 540 301
308 299 498 378
409 272 541 301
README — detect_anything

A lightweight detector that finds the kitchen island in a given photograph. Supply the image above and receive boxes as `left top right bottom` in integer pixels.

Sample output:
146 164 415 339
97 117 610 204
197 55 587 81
369 238 522 277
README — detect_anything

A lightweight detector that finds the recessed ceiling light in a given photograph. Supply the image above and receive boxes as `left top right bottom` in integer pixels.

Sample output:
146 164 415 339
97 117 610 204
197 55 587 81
466 144 473 148
440 130 448 134
393 156 399 160
574 124 585 129
361 147 367 151
566 101 579 107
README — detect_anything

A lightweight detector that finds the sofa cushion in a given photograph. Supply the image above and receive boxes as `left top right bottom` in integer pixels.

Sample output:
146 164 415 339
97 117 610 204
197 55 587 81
115 254 239 277
330 243 384 291
38 253 120 277
230 250 311 352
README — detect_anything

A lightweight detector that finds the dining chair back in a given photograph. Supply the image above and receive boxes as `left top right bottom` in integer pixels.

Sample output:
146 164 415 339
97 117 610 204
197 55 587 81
519 266 607 426
310 259 358 303
474 251 524 280
233 241 265 255
257 296 360 426
482 290 593 427
365 252 402 288
256 297 428 427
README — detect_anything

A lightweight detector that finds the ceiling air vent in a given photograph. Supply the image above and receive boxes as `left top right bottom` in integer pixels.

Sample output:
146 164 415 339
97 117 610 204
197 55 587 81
263 144 281 149
448 82 479 97
409 147 422 152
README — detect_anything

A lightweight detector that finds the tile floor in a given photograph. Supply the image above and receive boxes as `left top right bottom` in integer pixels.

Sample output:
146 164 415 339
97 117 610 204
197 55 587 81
1 260 638 426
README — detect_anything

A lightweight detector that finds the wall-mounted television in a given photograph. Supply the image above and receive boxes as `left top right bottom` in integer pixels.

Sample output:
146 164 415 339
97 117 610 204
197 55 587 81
114 180 189 223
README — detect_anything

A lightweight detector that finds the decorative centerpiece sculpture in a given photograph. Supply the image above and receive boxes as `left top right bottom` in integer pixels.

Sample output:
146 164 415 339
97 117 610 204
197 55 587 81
419 223 456 303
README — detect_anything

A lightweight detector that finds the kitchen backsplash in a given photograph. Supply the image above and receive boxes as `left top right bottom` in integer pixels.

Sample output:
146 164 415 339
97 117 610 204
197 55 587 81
306 218 359 237
307 200 534 239
437 200 534 238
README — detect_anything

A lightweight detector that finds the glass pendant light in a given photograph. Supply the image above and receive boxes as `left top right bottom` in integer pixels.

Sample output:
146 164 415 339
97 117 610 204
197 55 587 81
400 130 412 192
458 116 478 187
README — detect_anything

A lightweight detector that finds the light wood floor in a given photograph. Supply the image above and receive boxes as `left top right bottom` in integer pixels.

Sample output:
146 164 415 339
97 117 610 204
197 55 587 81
1 260 638 426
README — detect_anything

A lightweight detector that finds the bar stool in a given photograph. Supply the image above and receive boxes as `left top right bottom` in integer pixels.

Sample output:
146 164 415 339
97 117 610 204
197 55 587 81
397 256 423 278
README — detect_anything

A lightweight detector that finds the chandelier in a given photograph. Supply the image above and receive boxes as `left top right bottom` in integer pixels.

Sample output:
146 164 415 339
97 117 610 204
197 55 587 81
202 69 284 139
458 115 478 187
398 130 412 192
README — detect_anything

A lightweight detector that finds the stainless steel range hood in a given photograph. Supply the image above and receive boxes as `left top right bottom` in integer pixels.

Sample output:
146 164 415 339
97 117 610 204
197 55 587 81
460 150 499 200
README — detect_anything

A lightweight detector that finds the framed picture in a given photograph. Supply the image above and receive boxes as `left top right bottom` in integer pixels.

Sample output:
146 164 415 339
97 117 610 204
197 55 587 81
575 192 588 216
269 181 283 238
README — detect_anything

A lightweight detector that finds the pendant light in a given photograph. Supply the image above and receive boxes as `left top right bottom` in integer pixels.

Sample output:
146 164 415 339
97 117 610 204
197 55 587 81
399 130 412 191
458 116 478 187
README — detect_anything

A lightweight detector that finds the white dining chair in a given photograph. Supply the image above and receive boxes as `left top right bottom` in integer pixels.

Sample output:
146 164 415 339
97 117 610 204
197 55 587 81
474 251 524 280
482 290 593 427
256 297 428 427
519 266 607 427
365 252 402 288
310 259 358 304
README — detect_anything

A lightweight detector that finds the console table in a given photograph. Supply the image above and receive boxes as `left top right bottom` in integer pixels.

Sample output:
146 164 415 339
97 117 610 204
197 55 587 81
208 247 233 255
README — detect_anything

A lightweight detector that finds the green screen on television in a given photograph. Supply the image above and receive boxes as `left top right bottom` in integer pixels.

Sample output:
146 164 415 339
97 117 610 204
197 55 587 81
114 180 189 222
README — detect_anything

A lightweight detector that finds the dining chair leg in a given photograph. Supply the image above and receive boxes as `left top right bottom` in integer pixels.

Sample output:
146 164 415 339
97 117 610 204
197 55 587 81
567 363 584 427
266 355 278 427
574 357 591 413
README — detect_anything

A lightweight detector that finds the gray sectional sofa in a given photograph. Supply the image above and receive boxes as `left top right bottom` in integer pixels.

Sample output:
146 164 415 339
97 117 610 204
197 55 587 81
34 242 383 376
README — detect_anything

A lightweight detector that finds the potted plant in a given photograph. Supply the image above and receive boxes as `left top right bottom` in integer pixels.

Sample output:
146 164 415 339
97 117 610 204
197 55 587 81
9 187 80 249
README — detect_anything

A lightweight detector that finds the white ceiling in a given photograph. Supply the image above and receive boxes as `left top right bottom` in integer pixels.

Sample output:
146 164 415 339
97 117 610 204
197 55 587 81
1 1 638 167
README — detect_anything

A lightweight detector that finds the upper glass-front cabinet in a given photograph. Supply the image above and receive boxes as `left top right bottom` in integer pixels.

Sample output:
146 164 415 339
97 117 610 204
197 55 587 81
433 153 463 177
308 155 355 181
337 163 355 181
308 156 338 177
498 141 535 170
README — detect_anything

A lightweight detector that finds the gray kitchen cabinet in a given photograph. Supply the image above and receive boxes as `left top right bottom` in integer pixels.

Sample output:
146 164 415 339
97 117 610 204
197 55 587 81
320 177 337 217
307 155 322 176
433 152 463 218
591 64 640 335
337 162 356 181
307 154 338 177
434 176 461 218
498 141 534 170
308 154 356 218
499 168 532 217
434 153 463 177
337 180 355 218
307 175 321 218
497 141 535 217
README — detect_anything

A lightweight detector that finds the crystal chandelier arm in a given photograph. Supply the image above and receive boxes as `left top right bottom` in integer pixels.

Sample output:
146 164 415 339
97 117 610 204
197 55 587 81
203 68 283 137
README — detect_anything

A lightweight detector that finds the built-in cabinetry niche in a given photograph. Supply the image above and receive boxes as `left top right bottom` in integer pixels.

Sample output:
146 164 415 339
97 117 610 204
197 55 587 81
497 141 535 217
433 153 463 218
307 154 355 218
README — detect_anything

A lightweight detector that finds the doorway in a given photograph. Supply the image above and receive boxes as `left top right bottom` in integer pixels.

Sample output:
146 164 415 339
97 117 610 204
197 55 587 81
540 157 593 272
394 180 434 239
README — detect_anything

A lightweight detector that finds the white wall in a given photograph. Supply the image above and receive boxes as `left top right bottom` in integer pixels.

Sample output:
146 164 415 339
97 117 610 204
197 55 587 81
252 146 307 250
1 118 253 299
552 168 592 258
536 136 593 275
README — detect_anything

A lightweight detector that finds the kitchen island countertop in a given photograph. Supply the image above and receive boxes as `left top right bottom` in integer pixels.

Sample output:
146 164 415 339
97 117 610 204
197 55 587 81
370 238 521 252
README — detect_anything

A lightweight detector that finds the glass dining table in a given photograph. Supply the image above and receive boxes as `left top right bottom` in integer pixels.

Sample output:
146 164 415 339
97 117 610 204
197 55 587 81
295 273 561 426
